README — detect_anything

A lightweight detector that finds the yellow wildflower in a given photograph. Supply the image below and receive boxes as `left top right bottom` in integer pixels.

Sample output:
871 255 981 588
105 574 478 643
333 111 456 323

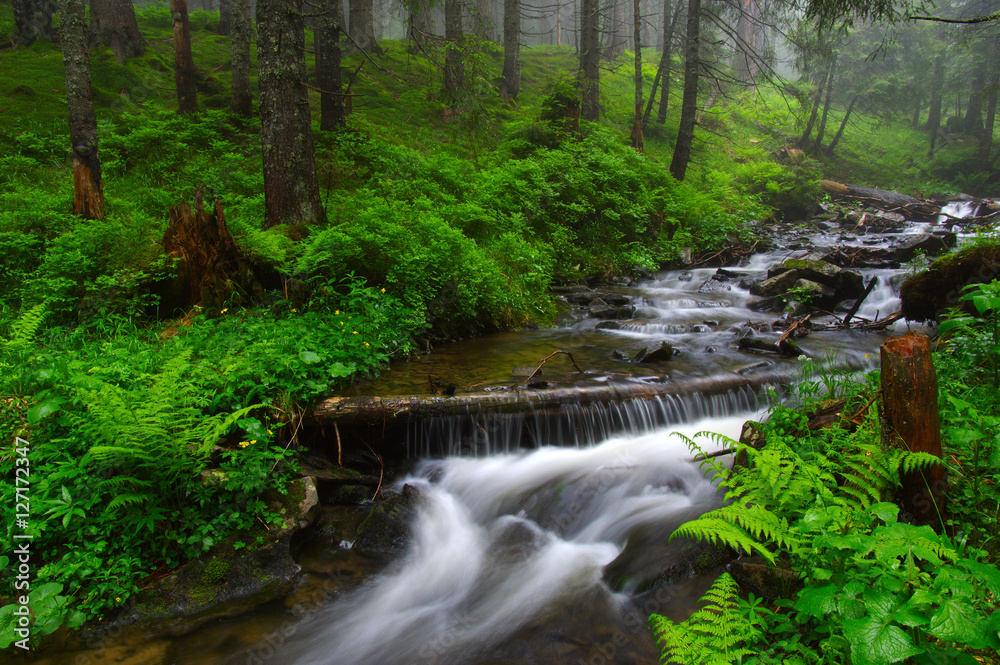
221 308 228 314
291 308 297 313
335 310 339 315
353 331 358 335
381 288 386 293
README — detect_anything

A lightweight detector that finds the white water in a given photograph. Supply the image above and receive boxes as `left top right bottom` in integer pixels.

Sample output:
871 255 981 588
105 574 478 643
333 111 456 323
272 414 752 665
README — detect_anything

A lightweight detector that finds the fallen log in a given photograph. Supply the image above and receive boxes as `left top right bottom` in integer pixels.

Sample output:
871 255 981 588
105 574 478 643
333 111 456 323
842 276 878 326
820 180 940 221
313 372 795 422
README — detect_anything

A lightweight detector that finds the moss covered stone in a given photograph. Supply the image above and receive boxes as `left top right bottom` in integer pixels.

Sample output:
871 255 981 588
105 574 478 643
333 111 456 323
900 242 1000 321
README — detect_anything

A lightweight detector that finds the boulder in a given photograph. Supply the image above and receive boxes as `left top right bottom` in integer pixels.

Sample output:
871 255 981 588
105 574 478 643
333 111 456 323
749 270 801 297
595 320 622 330
263 477 320 539
587 298 619 319
355 484 421 554
900 242 1000 321
893 231 957 262
634 341 677 363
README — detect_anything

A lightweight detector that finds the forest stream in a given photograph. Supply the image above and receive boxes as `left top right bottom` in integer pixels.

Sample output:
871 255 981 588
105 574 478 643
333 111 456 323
29 203 981 665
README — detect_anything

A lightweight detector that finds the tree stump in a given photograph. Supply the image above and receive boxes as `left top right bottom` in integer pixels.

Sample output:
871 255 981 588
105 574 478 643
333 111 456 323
159 193 271 315
879 332 946 529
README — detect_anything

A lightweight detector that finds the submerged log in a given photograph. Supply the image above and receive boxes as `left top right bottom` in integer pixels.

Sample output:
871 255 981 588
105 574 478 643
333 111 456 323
879 332 946 529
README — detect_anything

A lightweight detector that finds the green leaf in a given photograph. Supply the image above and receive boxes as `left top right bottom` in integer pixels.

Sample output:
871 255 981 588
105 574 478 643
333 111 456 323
299 350 321 364
843 615 924 665
237 417 268 440
928 597 984 645
27 398 61 424
793 583 839 618
870 502 899 524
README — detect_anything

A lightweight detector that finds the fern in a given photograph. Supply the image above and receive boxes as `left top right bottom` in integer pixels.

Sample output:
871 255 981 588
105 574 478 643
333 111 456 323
650 573 760 665
1 301 47 352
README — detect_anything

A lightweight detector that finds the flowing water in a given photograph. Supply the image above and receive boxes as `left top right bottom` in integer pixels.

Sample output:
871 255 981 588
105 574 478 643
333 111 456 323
34 209 988 665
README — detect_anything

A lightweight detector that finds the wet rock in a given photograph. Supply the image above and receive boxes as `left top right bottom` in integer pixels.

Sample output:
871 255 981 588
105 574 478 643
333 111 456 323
587 298 619 319
749 269 801 297
713 268 740 281
688 324 711 333
735 361 772 375
893 231 957 262
697 279 732 294
595 320 622 330
598 292 632 307
355 484 421 554
264 477 320 539
729 557 801 600
634 341 677 363
737 337 806 357
746 296 785 313
900 242 1000 321
616 305 637 319
703 319 719 327
605 537 733 594
104 531 302 638
612 349 631 361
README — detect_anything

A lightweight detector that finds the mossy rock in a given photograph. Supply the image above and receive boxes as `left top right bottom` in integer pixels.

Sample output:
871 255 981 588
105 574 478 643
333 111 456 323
900 242 1000 321
97 531 301 640
355 484 421 554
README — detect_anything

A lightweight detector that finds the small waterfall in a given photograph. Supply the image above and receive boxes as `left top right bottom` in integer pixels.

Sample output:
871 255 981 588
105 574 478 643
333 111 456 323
938 200 978 222
270 415 750 665
407 385 761 458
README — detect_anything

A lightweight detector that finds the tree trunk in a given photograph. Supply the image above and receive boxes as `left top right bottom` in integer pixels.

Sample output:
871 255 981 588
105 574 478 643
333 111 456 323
911 91 922 129
669 0 699 181
800 66 826 146
172 0 199 114
349 0 381 54
443 0 464 106
407 0 431 54
257 0 326 228
924 52 945 133
813 57 835 150
219 0 232 34
880 332 946 530
89 0 145 65
501 0 521 100
230 0 253 116
630 0 643 151
656 0 683 124
579 0 600 120
732 0 760 87
60 0 104 219
475 0 495 40
979 40 999 166
12 0 56 45
607 0 626 59
317 0 346 129
965 64 986 137
827 92 857 155
643 49 667 125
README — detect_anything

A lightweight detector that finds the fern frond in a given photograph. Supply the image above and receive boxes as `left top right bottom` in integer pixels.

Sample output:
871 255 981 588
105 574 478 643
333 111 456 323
671 516 776 563
2 301 47 351
898 452 944 474
105 493 152 511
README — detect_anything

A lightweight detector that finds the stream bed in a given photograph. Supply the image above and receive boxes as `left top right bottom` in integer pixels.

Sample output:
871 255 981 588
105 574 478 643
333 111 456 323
29 206 981 665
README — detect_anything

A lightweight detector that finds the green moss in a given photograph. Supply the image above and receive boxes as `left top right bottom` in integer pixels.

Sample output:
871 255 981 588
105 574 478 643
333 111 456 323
900 242 1000 321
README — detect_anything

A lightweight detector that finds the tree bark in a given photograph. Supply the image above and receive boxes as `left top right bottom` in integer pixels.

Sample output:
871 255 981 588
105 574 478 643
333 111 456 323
924 52 945 133
407 0 432 54
172 0 199 114
643 49 667 125
979 40 999 166
443 0 464 106
579 0 601 120
219 0 232 34
656 0 683 124
475 0 495 40
813 56 835 150
230 0 253 116
669 0 700 181
964 62 986 137
317 0 346 129
501 0 521 100
89 0 145 65
607 0 627 58
12 0 56 45
732 0 760 87
630 0 643 151
349 0 381 54
60 0 104 219
257 0 326 228
827 92 857 155
800 66 825 145
880 332 946 530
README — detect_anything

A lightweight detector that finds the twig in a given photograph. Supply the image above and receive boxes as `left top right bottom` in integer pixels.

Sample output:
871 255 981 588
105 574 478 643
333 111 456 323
778 313 811 344
300 81 361 96
522 350 584 385
844 389 882 424
843 276 878 326
268 406 303 475
364 442 384 501
691 448 737 462
334 422 342 466
340 29 403 81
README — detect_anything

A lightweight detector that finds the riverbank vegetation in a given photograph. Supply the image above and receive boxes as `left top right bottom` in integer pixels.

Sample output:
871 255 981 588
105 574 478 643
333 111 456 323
653 283 1000 664
1 0 999 654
